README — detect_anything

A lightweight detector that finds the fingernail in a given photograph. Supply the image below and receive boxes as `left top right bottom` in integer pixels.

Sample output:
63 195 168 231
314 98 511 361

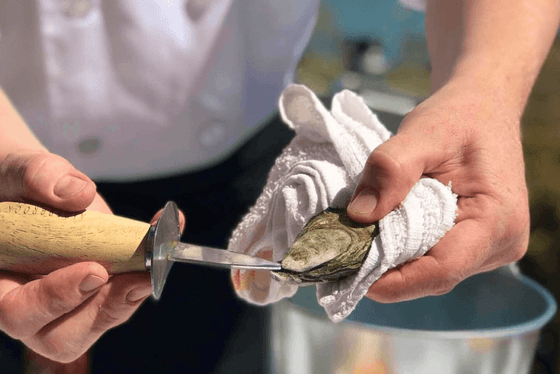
79 274 106 293
126 286 152 303
349 188 377 215
54 175 88 198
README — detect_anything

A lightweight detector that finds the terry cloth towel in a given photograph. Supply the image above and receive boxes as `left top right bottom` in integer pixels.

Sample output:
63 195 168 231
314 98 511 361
228 84 457 322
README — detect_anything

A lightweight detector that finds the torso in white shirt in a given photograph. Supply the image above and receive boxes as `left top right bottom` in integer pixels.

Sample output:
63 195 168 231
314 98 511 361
0 0 320 181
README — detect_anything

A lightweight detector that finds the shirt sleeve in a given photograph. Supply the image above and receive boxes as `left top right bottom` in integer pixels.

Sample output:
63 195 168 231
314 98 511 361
399 0 426 12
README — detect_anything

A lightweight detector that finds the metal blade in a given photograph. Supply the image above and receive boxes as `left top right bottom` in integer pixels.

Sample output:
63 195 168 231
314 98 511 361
168 242 281 270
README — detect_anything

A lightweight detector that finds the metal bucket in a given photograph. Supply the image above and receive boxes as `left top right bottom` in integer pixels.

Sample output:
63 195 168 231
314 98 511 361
270 268 557 374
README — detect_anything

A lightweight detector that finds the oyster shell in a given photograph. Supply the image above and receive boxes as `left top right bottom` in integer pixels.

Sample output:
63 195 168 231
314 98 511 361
272 208 378 285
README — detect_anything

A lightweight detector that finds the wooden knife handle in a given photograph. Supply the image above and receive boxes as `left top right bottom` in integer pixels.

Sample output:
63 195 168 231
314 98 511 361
0 202 151 275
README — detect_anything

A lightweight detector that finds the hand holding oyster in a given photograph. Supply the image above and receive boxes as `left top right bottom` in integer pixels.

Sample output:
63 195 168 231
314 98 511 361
272 208 379 285
228 85 457 322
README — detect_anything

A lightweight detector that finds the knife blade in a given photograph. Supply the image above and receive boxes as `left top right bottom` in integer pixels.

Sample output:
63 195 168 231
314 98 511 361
0 201 280 299
168 242 280 270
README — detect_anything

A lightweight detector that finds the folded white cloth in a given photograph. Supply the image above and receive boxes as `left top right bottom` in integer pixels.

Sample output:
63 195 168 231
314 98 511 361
228 84 457 322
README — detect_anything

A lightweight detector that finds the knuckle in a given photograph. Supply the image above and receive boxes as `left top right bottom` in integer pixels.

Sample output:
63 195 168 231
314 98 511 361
511 216 530 262
433 269 463 296
361 147 417 216
510 241 528 263
37 282 78 316
0 153 27 198
501 205 530 263
0 296 33 339
510 203 530 233
92 303 130 332
0 313 26 339
432 281 456 296
0 151 57 200
366 147 400 174
515 240 528 259
35 337 83 363
21 153 62 190
45 297 73 316
367 146 417 190
51 352 81 364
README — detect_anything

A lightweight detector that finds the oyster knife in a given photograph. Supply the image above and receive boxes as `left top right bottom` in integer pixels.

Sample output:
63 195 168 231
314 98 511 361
0 201 280 299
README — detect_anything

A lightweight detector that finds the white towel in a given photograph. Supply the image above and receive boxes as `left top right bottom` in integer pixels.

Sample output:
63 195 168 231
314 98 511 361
228 84 457 322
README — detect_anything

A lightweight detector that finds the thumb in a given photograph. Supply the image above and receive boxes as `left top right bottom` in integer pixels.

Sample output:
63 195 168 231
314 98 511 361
0 151 96 212
347 133 426 223
0 262 109 341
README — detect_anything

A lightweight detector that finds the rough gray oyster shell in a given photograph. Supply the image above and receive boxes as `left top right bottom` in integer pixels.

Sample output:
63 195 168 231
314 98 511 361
272 208 378 285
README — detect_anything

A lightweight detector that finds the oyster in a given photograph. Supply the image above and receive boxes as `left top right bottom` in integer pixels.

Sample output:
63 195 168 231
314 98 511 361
272 208 378 285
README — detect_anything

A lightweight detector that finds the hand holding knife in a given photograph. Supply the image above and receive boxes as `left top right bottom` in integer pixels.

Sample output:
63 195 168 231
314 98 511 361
0 201 280 299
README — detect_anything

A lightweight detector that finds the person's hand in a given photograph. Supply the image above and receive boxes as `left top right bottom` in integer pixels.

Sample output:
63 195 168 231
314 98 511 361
347 80 530 302
0 149 153 363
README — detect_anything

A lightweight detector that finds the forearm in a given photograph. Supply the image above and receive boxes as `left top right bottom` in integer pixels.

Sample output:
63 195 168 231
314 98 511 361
0 89 47 156
426 0 560 114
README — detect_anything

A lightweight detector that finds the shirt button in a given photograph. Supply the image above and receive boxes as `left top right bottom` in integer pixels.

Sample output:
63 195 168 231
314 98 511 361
78 137 101 155
199 123 225 146
185 0 214 22
62 0 92 18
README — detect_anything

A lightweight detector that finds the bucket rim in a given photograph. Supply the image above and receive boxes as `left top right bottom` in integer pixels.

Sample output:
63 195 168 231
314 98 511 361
283 273 557 340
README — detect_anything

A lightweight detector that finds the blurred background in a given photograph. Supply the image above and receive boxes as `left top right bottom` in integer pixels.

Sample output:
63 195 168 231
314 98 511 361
292 1 560 373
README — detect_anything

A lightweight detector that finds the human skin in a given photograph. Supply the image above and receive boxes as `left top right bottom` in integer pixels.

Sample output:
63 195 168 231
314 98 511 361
1 0 558 367
348 0 560 302
0 90 190 367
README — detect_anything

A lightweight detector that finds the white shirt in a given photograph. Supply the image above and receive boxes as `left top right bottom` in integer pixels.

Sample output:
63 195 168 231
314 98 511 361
0 0 320 181
399 0 426 12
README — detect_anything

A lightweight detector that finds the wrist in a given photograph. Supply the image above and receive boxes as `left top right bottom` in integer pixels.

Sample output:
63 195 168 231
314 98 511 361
432 67 528 123
405 75 524 149
426 0 560 117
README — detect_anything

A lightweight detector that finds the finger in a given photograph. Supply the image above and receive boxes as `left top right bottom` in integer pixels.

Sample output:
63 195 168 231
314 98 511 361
365 219 490 303
347 133 426 223
0 262 108 340
150 208 186 234
87 193 113 215
347 103 469 225
0 151 96 211
24 272 151 363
